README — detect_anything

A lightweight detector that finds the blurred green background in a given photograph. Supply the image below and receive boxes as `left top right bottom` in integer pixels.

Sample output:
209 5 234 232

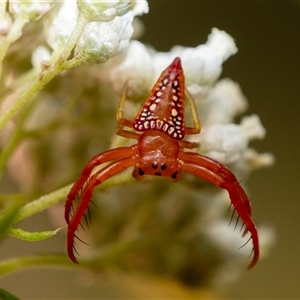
140 1 299 299
1 2 300 299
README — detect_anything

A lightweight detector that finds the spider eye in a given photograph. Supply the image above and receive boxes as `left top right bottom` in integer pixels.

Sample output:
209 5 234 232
152 163 158 169
161 163 167 170
171 171 178 179
138 168 145 176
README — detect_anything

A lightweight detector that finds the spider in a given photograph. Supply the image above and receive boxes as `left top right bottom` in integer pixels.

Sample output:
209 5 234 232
65 57 259 269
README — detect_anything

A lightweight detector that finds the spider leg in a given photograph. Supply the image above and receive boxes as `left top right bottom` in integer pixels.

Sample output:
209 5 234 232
184 89 201 135
115 123 140 140
116 83 135 129
115 84 141 140
67 155 139 264
179 139 199 150
180 152 259 270
65 146 137 224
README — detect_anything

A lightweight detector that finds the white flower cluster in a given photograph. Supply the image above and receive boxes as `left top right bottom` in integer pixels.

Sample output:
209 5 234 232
2 1 148 69
44 0 148 63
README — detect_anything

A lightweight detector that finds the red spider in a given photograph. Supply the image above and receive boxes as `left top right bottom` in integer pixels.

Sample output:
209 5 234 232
65 57 259 269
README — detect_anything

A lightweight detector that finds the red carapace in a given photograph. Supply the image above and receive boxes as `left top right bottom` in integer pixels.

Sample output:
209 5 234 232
65 57 259 269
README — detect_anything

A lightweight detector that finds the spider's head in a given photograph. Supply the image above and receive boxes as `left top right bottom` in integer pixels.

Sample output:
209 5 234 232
133 131 181 182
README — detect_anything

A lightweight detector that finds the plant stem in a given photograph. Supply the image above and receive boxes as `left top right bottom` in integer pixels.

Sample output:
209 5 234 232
0 17 28 65
0 236 140 278
0 1 6 19
0 14 88 132
15 170 133 223
0 69 59 131
0 255 73 278
15 184 72 223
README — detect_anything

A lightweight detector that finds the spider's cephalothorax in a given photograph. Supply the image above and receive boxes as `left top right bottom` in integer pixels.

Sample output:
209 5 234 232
133 130 181 181
65 57 259 269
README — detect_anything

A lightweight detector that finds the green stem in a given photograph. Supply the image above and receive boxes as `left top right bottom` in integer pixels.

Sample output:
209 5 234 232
0 96 50 189
0 69 39 103
0 255 73 278
15 184 72 223
0 236 141 278
0 125 25 176
0 90 40 178
0 67 60 131
53 14 87 65
15 170 133 223
0 14 88 132
0 17 27 65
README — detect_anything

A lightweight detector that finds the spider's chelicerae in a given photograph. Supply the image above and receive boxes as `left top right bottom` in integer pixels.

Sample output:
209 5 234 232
65 57 259 269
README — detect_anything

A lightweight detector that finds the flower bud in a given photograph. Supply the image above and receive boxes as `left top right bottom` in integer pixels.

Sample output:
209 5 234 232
240 114 266 140
174 28 238 87
75 11 134 64
110 40 154 99
199 78 248 125
31 46 51 72
200 123 248 165
45 0 78 51
130 0 149 16
77 0 131 22
9 0 54 21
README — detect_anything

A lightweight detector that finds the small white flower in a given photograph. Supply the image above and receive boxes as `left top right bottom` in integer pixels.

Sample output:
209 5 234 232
76 11 134 64
198 78 248 125
206 219 254 259
199 123 248 165
110 40 154 98
31 46 51 72
207 220 276 288
45 0 78 51
245 148 275 170
172 28 238 87
207 28 238 61
109 28 238 103
9 0 54 21
130 0 149 16
77 0 131 22
240 114 266 140
258 224 276 259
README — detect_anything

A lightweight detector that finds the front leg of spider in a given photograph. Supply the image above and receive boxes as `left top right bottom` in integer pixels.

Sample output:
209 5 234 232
65 57 259 269
179 152 259 269
65 146 139 263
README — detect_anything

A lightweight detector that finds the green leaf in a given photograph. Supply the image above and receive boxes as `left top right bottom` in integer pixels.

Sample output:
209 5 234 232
8 227 62 242
0 201 21 243
0 288 19 300
0 254 73 278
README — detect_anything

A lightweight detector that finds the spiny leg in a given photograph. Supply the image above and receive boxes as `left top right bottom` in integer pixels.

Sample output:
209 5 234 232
67 155 139 263
181 152 252 216
180 153 259 269
65 146 137 224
